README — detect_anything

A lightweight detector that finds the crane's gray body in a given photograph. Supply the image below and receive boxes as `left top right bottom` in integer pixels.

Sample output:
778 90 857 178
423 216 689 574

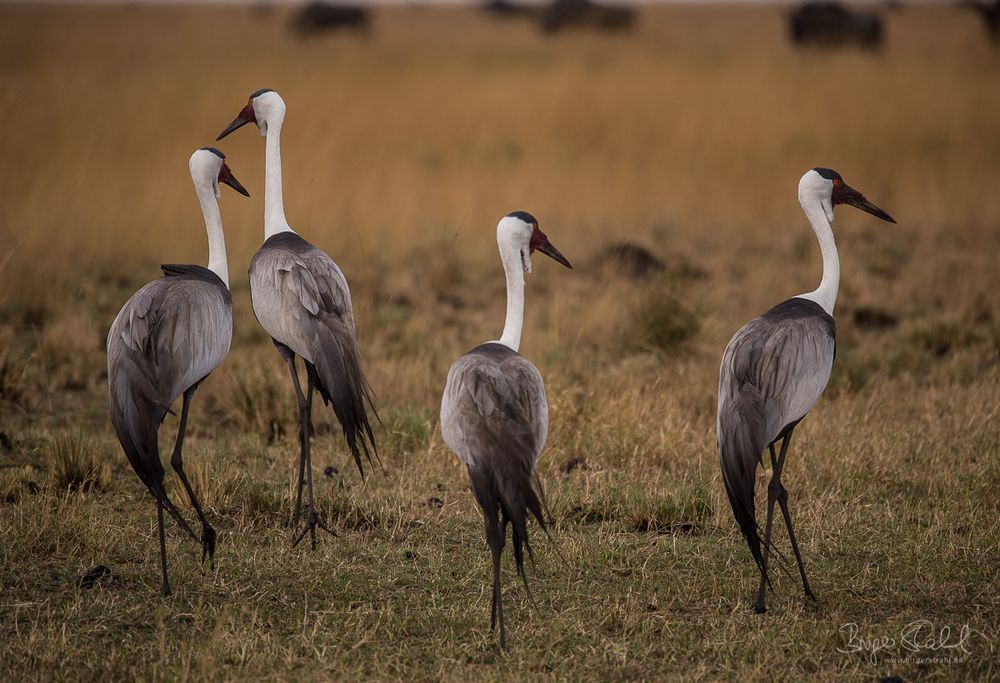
249 231 375 471
718 297 835 455
440 341 551 647
107 264 232 494
717 296 835 583
441 342 548 473
250 232 356 359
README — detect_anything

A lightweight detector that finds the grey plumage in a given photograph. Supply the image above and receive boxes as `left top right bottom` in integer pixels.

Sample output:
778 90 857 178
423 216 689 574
718 296 834 612
249 231 377 545
440 342 551 649
109 266 233 419
107 264 232 593
442 343 548 469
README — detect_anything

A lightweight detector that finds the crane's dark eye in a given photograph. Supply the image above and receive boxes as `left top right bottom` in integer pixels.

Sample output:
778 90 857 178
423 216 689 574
833 179 841 186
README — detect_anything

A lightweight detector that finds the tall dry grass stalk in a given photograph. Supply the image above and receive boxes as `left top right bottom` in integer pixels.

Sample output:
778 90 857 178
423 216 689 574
47 432 111 493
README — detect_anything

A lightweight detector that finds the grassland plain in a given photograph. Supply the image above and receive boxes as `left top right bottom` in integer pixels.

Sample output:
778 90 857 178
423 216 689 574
0 4 998 681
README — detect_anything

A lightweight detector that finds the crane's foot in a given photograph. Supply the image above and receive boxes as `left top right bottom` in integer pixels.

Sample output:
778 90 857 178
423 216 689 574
753 600 767 614
291 509 337 549
201 525 217 569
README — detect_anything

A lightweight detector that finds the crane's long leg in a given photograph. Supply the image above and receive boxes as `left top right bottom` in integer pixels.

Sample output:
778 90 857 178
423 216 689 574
774 430 815 601
303 366 315 540
753 444 781 614
291 363 335 549
288 365 317 529
275 342 309 529
290 369 318 526
169 384 217 567
484 506 507 650
302 367 318 549
157 498 170 596
292 370 309 529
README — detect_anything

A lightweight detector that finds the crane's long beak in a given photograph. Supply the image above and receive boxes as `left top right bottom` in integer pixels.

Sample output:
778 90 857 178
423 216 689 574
221 171 250 198
843 185 896 224
537 238 573 269
218 161 250 197
217 103 255 141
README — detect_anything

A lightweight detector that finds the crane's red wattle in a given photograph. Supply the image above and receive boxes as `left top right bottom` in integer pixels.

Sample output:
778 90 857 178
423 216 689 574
529 225 546 253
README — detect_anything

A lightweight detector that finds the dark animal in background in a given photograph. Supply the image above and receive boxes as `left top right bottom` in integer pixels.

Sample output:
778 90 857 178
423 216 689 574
788 2 883 49
540 0 636 34
292 3 370 36
592 242 665 280
481 0 540 20
962 0 1000 42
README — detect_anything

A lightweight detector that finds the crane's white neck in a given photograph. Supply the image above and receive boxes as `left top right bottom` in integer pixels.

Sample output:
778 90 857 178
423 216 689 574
497 240 526 352
264 116 294 240
796 194 840 316
195 180 229 289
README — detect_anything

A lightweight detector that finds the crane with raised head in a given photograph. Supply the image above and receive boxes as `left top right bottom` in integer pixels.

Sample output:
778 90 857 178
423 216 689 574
718 167 895 613
440 211 572 649
217 89 378 548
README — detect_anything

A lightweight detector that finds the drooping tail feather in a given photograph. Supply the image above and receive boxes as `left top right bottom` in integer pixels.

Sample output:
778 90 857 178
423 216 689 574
108 358 198 542
310 314 379 479
718 385 768 578
468 457 549 649
109 358 168 498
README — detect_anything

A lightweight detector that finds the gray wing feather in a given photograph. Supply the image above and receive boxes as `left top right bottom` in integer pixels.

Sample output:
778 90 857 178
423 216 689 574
441 343 555 618
108 277 233 406
440 348 548 471
249 239 378 474
249 244 355 362
719 311 834 449
107 276 232 494
716 300 835 574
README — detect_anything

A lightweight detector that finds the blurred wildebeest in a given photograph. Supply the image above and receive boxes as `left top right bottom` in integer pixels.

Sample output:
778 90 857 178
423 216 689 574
481 0 540 20
292 2 370 36
961 0 1000 42
788 2 883 49
540 0 636 34
252 1 276 18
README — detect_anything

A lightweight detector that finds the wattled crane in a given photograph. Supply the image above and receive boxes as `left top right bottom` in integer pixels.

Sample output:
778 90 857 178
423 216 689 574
440 211 572 648
718 167 895 613
107 147 248 594
217 89 377 548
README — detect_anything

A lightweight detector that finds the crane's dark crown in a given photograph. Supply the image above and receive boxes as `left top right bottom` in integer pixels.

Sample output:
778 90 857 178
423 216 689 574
506 210 538 225
200 147 225 160
250 88 275 100
813 167 843 182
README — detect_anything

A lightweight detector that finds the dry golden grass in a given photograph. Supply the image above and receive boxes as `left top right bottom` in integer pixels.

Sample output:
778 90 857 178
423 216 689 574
1 4 999 681
46 431 112 493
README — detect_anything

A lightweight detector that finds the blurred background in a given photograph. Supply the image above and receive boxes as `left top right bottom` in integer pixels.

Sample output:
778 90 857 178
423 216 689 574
1 0 998 422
